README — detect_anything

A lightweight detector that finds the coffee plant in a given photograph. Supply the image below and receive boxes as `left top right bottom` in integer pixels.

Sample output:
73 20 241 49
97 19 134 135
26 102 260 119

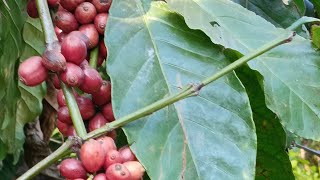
1 0 320 179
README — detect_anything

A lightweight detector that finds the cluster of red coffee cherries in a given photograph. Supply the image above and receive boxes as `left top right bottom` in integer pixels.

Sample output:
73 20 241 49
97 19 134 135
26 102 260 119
21 0 146 179
21 0 112 136
59 137 145 180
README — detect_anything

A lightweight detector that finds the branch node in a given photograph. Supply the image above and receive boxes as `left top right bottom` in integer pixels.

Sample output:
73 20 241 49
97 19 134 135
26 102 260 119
69 136 83 152
190 83 205 95
284 32 296 43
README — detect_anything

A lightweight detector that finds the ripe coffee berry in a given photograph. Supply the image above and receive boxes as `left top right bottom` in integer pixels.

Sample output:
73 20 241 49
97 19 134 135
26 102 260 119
60 63 84 87
54 11 79 33
79 59 90 69
68 31 91 48
80 139 106 173
94 13 108 34
104 150 122 169
92 80 111 106
97 136 117 154
99 40 107 58
77 96 96 120
88 113 108 132
75 2 97 24
92 0 112 13
93 173 107 180
57 89 79 107
57 31 67 42
102 103 115 121
119 145 137 162
123 161 145 180
79 24 99 49
56 119 70 136
60 0 85 12
53 74 61 89
58 158 87 179
61 34 87 65
18 56 48 86
105 163 131 180
57 106 72 124
79 67 103 94
57 89 67 107
67 125 77 136
27 0 38 18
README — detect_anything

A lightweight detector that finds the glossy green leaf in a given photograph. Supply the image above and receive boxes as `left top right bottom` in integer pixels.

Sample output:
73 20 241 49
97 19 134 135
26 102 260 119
167 0 320 140
231 0 301 28
106 1 256 179
0 2 46 163
0 0 27 161
14 18 46 162
236 66 294 180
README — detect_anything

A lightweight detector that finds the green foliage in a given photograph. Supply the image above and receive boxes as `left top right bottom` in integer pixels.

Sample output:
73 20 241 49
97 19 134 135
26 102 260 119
232 0 301 28
0 0 46 164
310 0 320 17
0 0 28 162
106 1 256 179
236 66 294 179
290 149 320 180
166 0 320 141
311 25 320 48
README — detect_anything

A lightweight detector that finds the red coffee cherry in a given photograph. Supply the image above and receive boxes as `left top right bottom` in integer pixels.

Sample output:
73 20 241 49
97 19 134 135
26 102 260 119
58 158 87 179
94 13 108 34
27 0 38 18
79 24 99 49
57 89 67 107
96 136 117 155
79 67 103 94
57 89 79 107
68 31 90 48
92 0 112 13
66 125 77 136
98 40 107 58
60 63 84 87
56 119 69 136
104 150 122 169
57 106 72 124
54 11 79 33
123 161 145 180
76 96 96 120
75 2 97 24
53 74 61 89
60 0 85 12
18 56 48 86
61 33 87 65
118 145 137 162
79 59 90 69
93 173 107 180
88 113 108 132
92 80 111 106
105 163 131 180
102 103 115 121
80 139 106 173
